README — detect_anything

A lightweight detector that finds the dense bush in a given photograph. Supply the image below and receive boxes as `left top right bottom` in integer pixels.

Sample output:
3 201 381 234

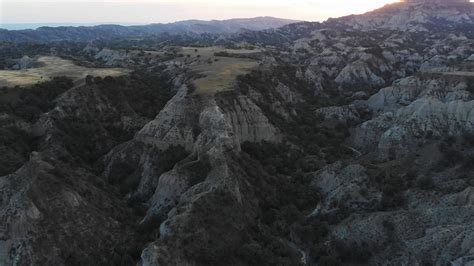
416 176 435 190
293 218 329 244
312 240 373 265
372 172 409 210
462 155 474 170
438 135 474 170
1 77 73 122
160 145 189 172
117 145 188 196
53 70 174 166
241 141 304 175
184 155 212 186
236 66 353 164
0 127 38 176
236 144 322 264
466 77 474 94
95 68 174 119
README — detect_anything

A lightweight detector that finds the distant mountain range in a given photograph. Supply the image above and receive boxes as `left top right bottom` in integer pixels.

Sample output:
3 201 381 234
0 17 300 43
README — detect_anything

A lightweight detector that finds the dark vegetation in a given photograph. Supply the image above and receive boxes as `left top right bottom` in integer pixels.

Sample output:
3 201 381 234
0 77 73 122
183 155 212 186
227 21 323 47
87 66 174 119
376 171 409 210
0 41 93 69
0 64 176 264
0 127 38 176
56 69 174 167
208 148 318 265
438 134 474 171
315 241 372 265
120 145 190 198
466 76 474 94
238 141 373 264
164 140 322 265
237 66 354 163
0 67 174 174
0 77 73 175
224 64 374 264
171 188 255 265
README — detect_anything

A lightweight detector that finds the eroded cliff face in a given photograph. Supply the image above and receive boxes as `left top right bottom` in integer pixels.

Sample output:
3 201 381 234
0 86 147 265
102 84 285 264
335 0 474 31
352 74 474 160
331 187 474 265
0 73 175 265
0 153 138 265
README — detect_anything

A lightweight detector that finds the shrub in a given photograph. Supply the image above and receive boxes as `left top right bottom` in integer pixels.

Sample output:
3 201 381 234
293 219 329 243
336 241 372 264
4 77 73 122
187 83 197 95
381 193 406 209
319 256 341 266
0 127 38 176
416 176 435 190
160 145 189 172
185 155 212 186
464 133 474 146
462 155 474 170
374 172 409 210
241 141 304 176
314 241 372 265
444 149 463 167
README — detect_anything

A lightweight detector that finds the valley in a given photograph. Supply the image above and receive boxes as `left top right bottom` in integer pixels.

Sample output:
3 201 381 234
0 1 474 265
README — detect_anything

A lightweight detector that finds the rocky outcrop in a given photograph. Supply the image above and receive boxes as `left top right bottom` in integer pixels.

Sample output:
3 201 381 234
102 85 283 263
335 60 386 87
12 56 40 70
218 94 283 143
311 162 380 213
95 48 134 66
330 186 474 265
0 152 138 265
134 87 199 152
420 55 456 73
0 74 176 265
367 75 470 113
353 74 474 159
316 104 361 123
130 90 276 264
334 0 474 31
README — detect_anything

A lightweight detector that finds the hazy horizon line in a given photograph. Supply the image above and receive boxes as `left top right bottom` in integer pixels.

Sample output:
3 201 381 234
0 16 305 30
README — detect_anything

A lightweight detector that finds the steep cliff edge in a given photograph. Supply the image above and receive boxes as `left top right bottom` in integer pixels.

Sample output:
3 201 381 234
102 83 288 264
0 72 175 265
352 73 474 160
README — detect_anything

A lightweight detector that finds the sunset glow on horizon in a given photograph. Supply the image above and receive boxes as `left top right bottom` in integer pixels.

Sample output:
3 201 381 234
0 0 400 25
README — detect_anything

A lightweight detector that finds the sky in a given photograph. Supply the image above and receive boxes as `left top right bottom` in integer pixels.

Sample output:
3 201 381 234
1 0 399 27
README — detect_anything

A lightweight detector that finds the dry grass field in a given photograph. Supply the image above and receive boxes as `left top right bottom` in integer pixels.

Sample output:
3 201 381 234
177 46 260 94
0 56 129 88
